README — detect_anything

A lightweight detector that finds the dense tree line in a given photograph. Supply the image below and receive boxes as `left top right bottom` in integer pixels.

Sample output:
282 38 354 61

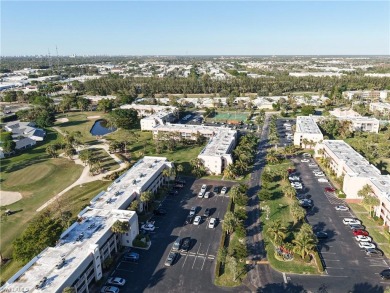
81 75 390 97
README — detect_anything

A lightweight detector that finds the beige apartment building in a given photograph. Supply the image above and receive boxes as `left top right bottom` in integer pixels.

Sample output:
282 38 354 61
315 140 390 229
293 116 324 148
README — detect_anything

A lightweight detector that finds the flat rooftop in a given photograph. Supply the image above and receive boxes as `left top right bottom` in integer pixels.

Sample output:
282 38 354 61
295 116 323 134
371 102 390 109
2 208 136 293
90 156 170 210
198 129 237 157
120 104 177 112
323 140 390 196
154 123 224 134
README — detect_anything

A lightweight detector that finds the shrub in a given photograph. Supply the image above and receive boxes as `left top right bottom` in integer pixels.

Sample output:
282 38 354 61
337 193 346 199
132 239 147 248
258 190 272 201
102 257 113 270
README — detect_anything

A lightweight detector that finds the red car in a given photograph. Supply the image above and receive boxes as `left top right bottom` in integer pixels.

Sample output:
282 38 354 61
288 168 296 174
325 187 336 192
353 229 369 236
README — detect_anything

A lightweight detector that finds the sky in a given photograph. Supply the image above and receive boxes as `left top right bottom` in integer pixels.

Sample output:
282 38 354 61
1 1 389 56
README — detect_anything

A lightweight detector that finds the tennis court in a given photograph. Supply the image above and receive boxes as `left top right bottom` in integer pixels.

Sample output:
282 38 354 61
211 112 248 122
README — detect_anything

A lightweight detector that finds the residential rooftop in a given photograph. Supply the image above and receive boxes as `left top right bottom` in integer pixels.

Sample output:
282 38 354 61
154 123 224 134
198 129 237 157
89 156 171 210
323 140 390 196
295 116 322 134
2 208 136 293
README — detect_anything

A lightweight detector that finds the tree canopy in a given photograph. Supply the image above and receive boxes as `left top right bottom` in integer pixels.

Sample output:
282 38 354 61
107 109 139 129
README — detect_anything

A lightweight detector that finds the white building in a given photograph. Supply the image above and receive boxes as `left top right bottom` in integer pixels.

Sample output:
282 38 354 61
84 95 116 102
343 90 388 101
197 129 237 175
293 116 324 148
120 104 177 117
140 111 177 131
314 140 390 229
322 109 380 133
1 156 173 293
369 102 390 115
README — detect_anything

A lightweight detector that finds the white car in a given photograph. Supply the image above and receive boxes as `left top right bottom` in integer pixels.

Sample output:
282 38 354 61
302 153 311 157
204 192 210 198
208 218 216 228
221 186 228 195
198 191 204 198
291 182 302 187
289 176 300 181
301 159 310 163
335 205 349 211
189 207 196 216
355 235 372 242
318 178 329 183
141 223 155 231
293 185 303 190
314 173 325 177
359 242 376 249
193 216 201 225
200 184 207 193
107 277 126 287
343 218 361 225
101 286 120 293
308 163 317 167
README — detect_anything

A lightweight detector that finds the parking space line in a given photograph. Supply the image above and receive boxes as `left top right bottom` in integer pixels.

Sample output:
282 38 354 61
201 244 211 270
192 243 202 269
182 252 189 268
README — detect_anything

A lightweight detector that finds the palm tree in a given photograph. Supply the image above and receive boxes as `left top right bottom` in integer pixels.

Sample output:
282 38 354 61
140 191 154 212
46 145 58 158
222 211 239 234
282 185 296 199
292 234 316 260
162 168 171 188
176 164 184 177
78 149 93 166
64 144 76 160
111 220 130 234
266 151 279 164
358 184 379 218
266 220 287 245
62 287 76 293
223 164 237 179
301 138 309 149
291 203 306 224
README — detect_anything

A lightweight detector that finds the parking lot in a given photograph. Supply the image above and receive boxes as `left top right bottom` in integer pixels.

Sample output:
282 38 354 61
108 178 237 293
276 118 295 146
285 155 390 291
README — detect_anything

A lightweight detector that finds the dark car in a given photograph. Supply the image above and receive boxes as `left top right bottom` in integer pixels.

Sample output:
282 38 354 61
124 252 139 262
380 269 390 279
153 208 167 216
349 224 365 230
185 215 194 225
181 237 191 252
213 186 220 193
203 208 210 217
366 248 384 257
316 232 328 239
175 179 186 185
168 190 178 196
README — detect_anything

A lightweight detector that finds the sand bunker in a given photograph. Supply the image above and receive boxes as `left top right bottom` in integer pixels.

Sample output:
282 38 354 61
87 116 101 119
0 191 22 206
57 117 69 123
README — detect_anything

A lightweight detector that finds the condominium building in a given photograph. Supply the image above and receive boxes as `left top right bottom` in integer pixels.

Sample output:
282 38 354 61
293 116 324 148
197 129 237 175
120 104 178 117
1 156 173 293
140 111 177 131
315 140 390 228
343 90 388 101
152 123 223 140
369 102 390 115
340 116 380 133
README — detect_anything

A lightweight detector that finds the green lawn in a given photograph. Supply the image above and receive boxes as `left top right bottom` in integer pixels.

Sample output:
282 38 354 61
260 163 321 274
90 148 120 172
55 111 107 144
349 203 390 256
107 130 205 176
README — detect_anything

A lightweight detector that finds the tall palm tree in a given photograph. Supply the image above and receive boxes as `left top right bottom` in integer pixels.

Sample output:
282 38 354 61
266 151 279 164
140 191 154 212
266 220 287 245
292 234 316 260
176 164 184 177
222 211 239 234
162 168 171 188
46 145 58 158
291 203 306 224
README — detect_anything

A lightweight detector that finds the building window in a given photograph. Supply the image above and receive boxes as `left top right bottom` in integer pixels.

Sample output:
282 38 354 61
127 240 129 243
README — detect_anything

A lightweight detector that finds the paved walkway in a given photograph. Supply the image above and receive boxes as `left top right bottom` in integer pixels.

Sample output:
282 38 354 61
36 132 128 212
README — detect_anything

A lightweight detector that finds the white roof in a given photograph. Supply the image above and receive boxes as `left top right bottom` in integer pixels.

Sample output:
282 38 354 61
198 130 237 157
323 140 390 196
2 209 136 293
295 116 322 134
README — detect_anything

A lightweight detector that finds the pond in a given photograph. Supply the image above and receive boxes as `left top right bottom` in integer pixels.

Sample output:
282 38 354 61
90 120 116 136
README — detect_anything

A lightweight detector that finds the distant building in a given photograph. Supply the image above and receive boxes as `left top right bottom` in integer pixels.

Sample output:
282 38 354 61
315 140 390 229
293 116 324 148
342 90 388 101
4 121 46 150
369 102 390 115
289 72 344 77
120 104 178 117
1 156 173 293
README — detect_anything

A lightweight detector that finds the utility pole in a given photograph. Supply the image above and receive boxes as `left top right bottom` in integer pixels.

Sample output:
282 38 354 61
56 45 60 71
48 48 52 69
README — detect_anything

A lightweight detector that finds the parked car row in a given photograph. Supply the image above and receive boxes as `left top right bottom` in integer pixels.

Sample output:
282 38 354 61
198 184 228 198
